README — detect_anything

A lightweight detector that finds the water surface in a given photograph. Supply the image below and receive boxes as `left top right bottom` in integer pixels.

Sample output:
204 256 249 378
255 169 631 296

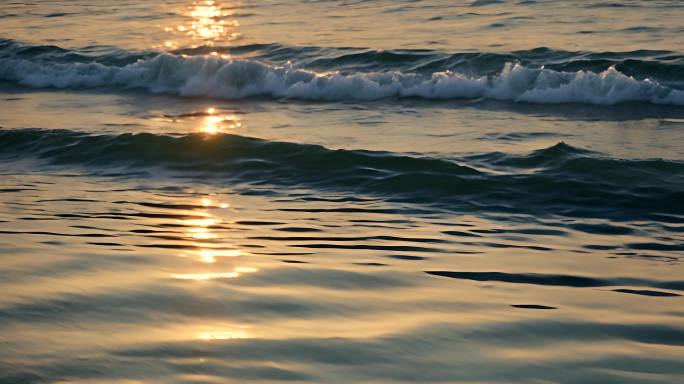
1 1 683 383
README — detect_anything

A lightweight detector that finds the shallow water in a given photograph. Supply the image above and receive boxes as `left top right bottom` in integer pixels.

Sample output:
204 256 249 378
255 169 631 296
1 1 684 383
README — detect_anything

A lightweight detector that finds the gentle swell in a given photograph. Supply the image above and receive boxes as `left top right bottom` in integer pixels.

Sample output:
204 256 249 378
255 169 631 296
1 39 683 105
1 129 682 220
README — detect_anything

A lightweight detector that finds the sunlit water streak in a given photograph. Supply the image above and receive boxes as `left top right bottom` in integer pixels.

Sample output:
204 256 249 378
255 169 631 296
163 0 240 49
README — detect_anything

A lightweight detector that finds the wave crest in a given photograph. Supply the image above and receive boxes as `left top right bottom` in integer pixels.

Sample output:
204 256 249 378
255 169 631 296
1 129 682 219
1 50 683 105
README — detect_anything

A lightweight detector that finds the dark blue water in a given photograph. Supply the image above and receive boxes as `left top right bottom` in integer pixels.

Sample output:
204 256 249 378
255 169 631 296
1 129 682 221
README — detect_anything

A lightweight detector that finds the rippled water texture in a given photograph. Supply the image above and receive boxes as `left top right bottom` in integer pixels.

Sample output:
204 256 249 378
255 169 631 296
1 1 684 383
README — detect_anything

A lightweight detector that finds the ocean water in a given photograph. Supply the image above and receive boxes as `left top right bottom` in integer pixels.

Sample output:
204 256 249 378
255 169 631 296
1 1 684 383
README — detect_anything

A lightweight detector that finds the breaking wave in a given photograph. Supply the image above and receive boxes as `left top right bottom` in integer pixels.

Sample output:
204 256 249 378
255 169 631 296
1 39 683 105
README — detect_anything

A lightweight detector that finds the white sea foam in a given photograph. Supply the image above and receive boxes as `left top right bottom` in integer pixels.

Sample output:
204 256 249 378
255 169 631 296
1 53 682 105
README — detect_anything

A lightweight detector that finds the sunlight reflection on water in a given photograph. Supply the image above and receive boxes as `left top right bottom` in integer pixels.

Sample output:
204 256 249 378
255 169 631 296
163 0 240 48
200 107 242 134
198 326 251 340
173 196 256 281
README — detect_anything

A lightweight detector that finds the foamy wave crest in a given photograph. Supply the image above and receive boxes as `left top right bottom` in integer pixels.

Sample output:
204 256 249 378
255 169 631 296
1 53 683 105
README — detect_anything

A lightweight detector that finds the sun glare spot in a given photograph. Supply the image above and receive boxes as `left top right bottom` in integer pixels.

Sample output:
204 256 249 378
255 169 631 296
190 229 217 240
203 115 223 134
198 112 242 134
199 249 218 263
188 1 239 44
198 327 250 340
222 249 243 257
172 272 239 280
172 265 257 280
184 218 219 227
162 1 240 48
197 249 244 263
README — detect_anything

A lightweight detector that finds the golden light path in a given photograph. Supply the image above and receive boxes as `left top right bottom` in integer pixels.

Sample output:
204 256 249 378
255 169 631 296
198 326 251 340
189 1 240 43
198 249 243 263
174 196 257 280
200 107 242 134
176 198 258 342
171 266 258 281
164 0 240 49
172 271 239 280
171 196 257 342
